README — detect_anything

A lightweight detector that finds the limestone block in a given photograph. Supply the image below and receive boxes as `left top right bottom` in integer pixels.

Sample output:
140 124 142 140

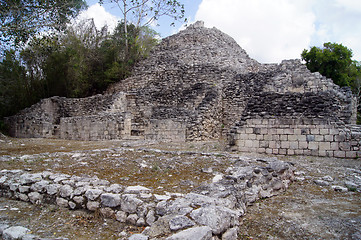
326 151 334 157
169 215 195 231
87 201 100 211
289 141 298 149
318 150 327 157
334 151 346 158
28 192 42 204
279 149 287 155
101 193 121 208
284 129 294 135
339 142 351 151
56 197 69 208
346 151 357 158
280 135 288 141
190 206 239 235
324 135 334 141
287 149 295 155
331 142 339 151
315 135 324 142
320 129 329 135
318 142 331 151
2 226 30 240
165 226 212 240
281 141 290 149
310 129 320 135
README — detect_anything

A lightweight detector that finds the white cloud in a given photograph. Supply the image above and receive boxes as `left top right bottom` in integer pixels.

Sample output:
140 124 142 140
76 4 119 32
195 0 361 63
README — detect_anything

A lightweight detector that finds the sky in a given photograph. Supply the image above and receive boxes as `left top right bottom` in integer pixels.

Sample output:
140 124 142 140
83 0 361 63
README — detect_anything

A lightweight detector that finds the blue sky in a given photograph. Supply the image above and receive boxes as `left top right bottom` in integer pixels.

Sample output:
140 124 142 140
83 0 361 63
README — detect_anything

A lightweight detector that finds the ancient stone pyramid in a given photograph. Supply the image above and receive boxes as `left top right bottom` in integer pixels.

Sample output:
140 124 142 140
6 21 360 158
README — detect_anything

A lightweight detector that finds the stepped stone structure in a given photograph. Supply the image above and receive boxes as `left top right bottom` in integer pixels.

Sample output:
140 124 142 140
5 21 361 158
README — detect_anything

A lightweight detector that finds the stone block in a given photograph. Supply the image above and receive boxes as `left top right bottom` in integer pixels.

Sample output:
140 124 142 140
294 150 303 155
260 128 268 134
299 141 308 149
311 150 319 156
329 128 339 135
280 135 288 141
331 142 339 150
326 151 334 157
320 129 329 135
318 150 327 157
335 134 346 142
319 142 331 151
284 129 294 135
339 142 351 151
281 141 290 149
294 129 302 135
265 148 273 154
306 135 315 142
272 149 279 154
346 151 357 158
279 149 287 155
257 148 266 153
287 135 298 141
245 140 254 148
256 134 264 140
308 142 318 150
248 134 257 140
334 151 346 158
303 150 311 156
289 141 298 149
245 128 253 134
315 135 324 141
276 129 284 135
324 135 334 141
287 149 295 155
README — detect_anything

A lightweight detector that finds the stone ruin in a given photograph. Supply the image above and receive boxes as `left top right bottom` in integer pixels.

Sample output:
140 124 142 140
5 21 361 158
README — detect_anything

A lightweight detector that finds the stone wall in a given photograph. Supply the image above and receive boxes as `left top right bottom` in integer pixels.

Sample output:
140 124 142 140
228 118 361 158
0 155 294 239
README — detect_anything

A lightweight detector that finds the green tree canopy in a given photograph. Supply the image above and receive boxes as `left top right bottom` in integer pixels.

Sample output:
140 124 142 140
0 0 87 50
301 42 356 87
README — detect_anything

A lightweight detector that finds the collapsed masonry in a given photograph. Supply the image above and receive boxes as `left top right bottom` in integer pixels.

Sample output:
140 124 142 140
5 21 361 158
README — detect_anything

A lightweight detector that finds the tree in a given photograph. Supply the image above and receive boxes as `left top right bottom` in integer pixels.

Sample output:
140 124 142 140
301 42 355 87
0 0 87 50
99 0 185 48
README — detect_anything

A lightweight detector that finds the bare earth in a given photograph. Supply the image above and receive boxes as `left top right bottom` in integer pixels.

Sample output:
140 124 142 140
0 136 360 240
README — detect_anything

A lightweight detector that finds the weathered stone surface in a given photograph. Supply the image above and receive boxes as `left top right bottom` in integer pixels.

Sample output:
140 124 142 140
56 197 69 208
190 206 240 235
121 194 143 213
221 227 238 240
165 226 213 240
87 201 100 211
59 184 73 198
85 188 103 201
28 192 42 204
2 226 30 240
115 211 127 223
45 184 61 195
20 173 42 184
169 215 195 231
128 234 149 240
101 193 121 207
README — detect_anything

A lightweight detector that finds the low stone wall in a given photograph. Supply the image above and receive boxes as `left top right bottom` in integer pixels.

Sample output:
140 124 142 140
0 157 294 239
229 118 361 158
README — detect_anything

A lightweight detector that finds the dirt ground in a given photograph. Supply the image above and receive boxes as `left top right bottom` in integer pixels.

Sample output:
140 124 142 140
0 136 360 239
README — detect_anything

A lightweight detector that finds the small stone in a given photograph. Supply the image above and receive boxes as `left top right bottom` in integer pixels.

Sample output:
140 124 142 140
314 179 330 186
127 214 139 225
154 194 171 201
73 196 85 204
146 209 156 226
87 201 100 211
166 226 212 240
169 215 195 231
124 185 151 194
18 186 30 193
30 180 49 193
45 184 61 195
136 217 146 227
85 188 103 201
129 234 149 240
222 227 238 240
121 194 143 213
105 183 124 193
100 207 115 218
322 175 334 182
201 167 213 173
28 192 43 204
2 226 30 240
332 185 348 192
19 193 29 202
68 201 77 209
115 211 127 223
56 197 69 208
59 184 74 198
20 173 43 184
101 193 121 207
